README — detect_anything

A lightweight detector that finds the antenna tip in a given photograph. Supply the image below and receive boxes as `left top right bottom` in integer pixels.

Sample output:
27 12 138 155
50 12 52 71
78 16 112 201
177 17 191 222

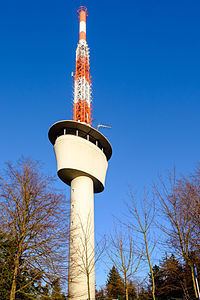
77 6 88 16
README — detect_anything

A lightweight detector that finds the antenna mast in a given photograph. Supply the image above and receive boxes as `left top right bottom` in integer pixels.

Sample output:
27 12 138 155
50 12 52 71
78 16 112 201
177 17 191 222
73 6 92 125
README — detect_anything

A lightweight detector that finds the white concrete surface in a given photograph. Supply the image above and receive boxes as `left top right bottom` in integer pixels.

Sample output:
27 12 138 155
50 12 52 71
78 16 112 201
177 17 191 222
68 176 95 300
54 134 108 189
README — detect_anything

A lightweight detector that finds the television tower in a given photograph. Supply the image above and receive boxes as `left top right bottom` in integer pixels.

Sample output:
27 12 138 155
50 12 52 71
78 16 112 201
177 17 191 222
48 6 112 300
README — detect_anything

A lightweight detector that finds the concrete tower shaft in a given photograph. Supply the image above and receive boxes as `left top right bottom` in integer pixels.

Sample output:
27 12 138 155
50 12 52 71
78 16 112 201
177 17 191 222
73 7 92 125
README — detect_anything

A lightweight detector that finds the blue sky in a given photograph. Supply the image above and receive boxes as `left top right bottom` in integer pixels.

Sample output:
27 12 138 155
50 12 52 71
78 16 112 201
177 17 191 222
1 0 200 289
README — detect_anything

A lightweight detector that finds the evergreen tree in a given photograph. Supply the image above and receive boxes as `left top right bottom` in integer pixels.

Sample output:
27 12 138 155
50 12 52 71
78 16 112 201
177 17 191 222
127 281 137 300
150 264 162 296
106 266 124 299
149 255 184 300
96 287 106 300
0 232 16 300
137 287 150 300
0 231 51 300
182 251 200 299
51 278 66 300
158 255 183 299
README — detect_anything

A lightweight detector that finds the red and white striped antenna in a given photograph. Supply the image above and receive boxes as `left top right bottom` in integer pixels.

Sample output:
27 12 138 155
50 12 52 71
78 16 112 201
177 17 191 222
73 6 92 125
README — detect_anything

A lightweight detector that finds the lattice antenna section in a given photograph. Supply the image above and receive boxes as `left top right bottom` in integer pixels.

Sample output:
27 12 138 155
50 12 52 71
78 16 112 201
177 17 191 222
73 7 92 125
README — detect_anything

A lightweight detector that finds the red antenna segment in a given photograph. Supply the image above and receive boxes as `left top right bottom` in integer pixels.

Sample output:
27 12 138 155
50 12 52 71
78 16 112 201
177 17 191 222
73 6 92 125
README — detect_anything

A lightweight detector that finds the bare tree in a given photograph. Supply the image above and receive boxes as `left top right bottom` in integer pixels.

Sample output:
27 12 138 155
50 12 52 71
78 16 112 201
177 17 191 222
190 167 200 254
108 226 142 300
128 191 157 300
0 159 68 300
155 169 200 299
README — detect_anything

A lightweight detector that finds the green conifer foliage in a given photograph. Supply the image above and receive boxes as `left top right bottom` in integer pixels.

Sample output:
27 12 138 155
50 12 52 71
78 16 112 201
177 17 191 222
150 255 184 300
106 266 124 299
0 232 15 300
51 278 66 300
